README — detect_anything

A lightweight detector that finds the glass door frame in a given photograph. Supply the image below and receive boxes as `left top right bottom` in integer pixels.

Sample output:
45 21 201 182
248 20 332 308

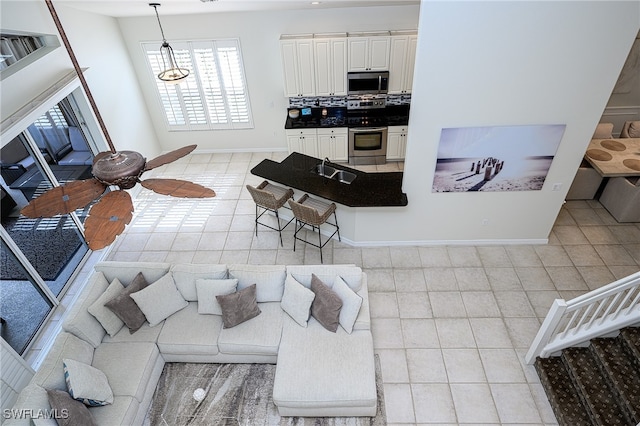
1 71 105 355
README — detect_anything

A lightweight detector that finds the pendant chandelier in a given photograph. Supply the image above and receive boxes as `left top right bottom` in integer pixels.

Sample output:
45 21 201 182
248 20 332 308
150 2 189 84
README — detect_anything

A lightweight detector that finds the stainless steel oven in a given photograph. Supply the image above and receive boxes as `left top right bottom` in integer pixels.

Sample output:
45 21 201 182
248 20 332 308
348 126 388 165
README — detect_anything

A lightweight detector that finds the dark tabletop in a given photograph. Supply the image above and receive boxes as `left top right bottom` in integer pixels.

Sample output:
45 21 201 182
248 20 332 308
250 152 408 207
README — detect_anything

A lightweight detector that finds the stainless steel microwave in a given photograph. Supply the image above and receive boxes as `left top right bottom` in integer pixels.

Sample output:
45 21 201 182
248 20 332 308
347 71 389 95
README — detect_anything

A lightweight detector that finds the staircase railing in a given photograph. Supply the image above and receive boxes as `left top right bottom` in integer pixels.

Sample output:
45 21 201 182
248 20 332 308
525 271 640 364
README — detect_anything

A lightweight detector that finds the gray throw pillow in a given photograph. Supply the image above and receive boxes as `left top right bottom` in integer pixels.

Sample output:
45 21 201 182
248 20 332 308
216 284 261 328
104 272 149 334
46 389 98 426
310 274 343 332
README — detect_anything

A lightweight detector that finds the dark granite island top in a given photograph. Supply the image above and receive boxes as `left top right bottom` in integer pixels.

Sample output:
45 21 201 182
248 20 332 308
250 153 408 207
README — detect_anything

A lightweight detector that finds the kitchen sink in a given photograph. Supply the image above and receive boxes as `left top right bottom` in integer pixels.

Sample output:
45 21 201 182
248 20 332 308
313 164 337 177
311 164 357 184
333 170 357 184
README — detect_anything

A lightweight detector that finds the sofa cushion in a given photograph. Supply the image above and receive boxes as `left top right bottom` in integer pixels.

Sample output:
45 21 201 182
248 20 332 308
274 316 376 410
332 275 362 334
196 278 238 315
63 358 113 406
94 261 170 285
310 274 342 333
228 264 286 302
33 332 94 391
46 389 97 426
171 263 228 301
218 302 284 356
286 265 362 292
104 272 149 333
62 272 109 348
157 302 222 355
217 284 261 328
130 272 188 327
101 322 163 344
92 342 160 403
280 274 315 327
87 277 125 337
89 396 139 426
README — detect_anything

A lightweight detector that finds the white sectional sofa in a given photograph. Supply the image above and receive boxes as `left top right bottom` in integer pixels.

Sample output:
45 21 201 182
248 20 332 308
4 262 376 425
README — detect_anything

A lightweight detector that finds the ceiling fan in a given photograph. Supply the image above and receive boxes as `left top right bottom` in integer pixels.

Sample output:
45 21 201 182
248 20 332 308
21 1 216 250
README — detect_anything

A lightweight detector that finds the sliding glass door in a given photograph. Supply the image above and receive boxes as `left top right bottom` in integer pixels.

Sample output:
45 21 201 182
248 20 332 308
0 91 96 355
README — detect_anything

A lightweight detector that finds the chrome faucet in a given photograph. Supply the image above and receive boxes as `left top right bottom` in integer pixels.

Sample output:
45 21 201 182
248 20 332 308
322 157 330 169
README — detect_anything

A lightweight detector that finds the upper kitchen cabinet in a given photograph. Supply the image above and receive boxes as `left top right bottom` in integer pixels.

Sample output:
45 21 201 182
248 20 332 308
388 32 418 94
348 32 391 72
314 35 348 97
281 36 316 97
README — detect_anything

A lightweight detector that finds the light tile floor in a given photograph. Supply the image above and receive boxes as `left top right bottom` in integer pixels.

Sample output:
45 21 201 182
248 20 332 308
103 151 640 425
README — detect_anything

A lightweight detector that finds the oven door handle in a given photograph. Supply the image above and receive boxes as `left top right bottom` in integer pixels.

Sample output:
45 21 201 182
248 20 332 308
350 127 387 133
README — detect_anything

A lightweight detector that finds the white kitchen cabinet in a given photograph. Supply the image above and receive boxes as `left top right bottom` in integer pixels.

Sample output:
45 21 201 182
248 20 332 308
280 37 316 97
347 34 391 72
286 129 318 158
313 37 347 96
317 128 348 163
387 126 408 161
388 33 418 94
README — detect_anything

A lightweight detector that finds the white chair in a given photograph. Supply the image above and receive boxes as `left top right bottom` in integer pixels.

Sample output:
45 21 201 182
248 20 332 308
599 176 640 222
620 121 640 138
592 122 614 139
566 161 603 200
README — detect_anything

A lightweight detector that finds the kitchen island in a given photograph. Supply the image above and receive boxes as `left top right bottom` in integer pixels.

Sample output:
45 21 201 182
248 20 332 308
251 152 407 207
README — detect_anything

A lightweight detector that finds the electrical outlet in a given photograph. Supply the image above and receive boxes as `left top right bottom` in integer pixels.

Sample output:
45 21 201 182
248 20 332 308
552 183 562 191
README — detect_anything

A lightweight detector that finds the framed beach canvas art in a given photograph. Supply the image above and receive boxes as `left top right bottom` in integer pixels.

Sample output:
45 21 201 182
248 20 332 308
432 124 565 192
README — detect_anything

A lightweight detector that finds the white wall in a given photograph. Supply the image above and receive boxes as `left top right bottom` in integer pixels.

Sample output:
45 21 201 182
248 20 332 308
350 0 639 244
1 1 160 158
117 5 420 152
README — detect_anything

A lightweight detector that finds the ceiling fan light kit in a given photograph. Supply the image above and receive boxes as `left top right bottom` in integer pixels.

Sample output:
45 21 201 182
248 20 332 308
24 1 215 251
150 2 190 84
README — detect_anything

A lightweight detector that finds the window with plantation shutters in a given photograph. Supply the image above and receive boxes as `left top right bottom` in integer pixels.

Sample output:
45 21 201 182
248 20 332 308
143 39 253 131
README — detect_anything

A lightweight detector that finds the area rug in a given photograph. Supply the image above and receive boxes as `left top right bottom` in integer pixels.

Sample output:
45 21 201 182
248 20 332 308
0 216 82 281
143 356 386 425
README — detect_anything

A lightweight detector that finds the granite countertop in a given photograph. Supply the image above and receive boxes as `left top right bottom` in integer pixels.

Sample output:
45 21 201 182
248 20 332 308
284 105 409 129
250 152 408 207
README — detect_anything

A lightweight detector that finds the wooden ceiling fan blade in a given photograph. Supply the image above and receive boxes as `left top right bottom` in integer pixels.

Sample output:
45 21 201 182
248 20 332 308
141 178 216 198
84 190 133 250
20 179 107 218
144 145 197 171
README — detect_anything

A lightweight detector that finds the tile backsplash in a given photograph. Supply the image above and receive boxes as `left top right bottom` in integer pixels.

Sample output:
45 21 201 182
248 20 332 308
288 94 411 108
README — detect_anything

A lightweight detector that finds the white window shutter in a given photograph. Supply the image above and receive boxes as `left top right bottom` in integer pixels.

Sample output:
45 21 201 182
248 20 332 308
143 39 252 131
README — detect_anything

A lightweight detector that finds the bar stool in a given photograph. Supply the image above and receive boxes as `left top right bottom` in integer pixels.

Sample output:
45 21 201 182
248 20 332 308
288 194 340 263
246 181 294 246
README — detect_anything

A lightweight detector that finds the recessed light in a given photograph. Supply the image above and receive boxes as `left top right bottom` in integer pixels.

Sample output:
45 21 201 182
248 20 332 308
311 1 321 4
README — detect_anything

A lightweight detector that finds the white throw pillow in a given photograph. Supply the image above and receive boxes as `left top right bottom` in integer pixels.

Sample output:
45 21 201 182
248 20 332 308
280 274 316 327
196 278 238 315
130 273 188 327
63 358 113 406
87 278 125 337
171 263 228 301
332 275 363 334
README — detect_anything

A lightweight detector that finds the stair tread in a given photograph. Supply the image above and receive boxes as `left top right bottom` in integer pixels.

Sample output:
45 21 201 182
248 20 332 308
563 347 633 426
535 356 592 426
620 327 640 360
591 338 640 423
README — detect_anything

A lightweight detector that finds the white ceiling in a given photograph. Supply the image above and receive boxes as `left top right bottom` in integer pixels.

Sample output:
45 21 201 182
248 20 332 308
54 0 420 18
